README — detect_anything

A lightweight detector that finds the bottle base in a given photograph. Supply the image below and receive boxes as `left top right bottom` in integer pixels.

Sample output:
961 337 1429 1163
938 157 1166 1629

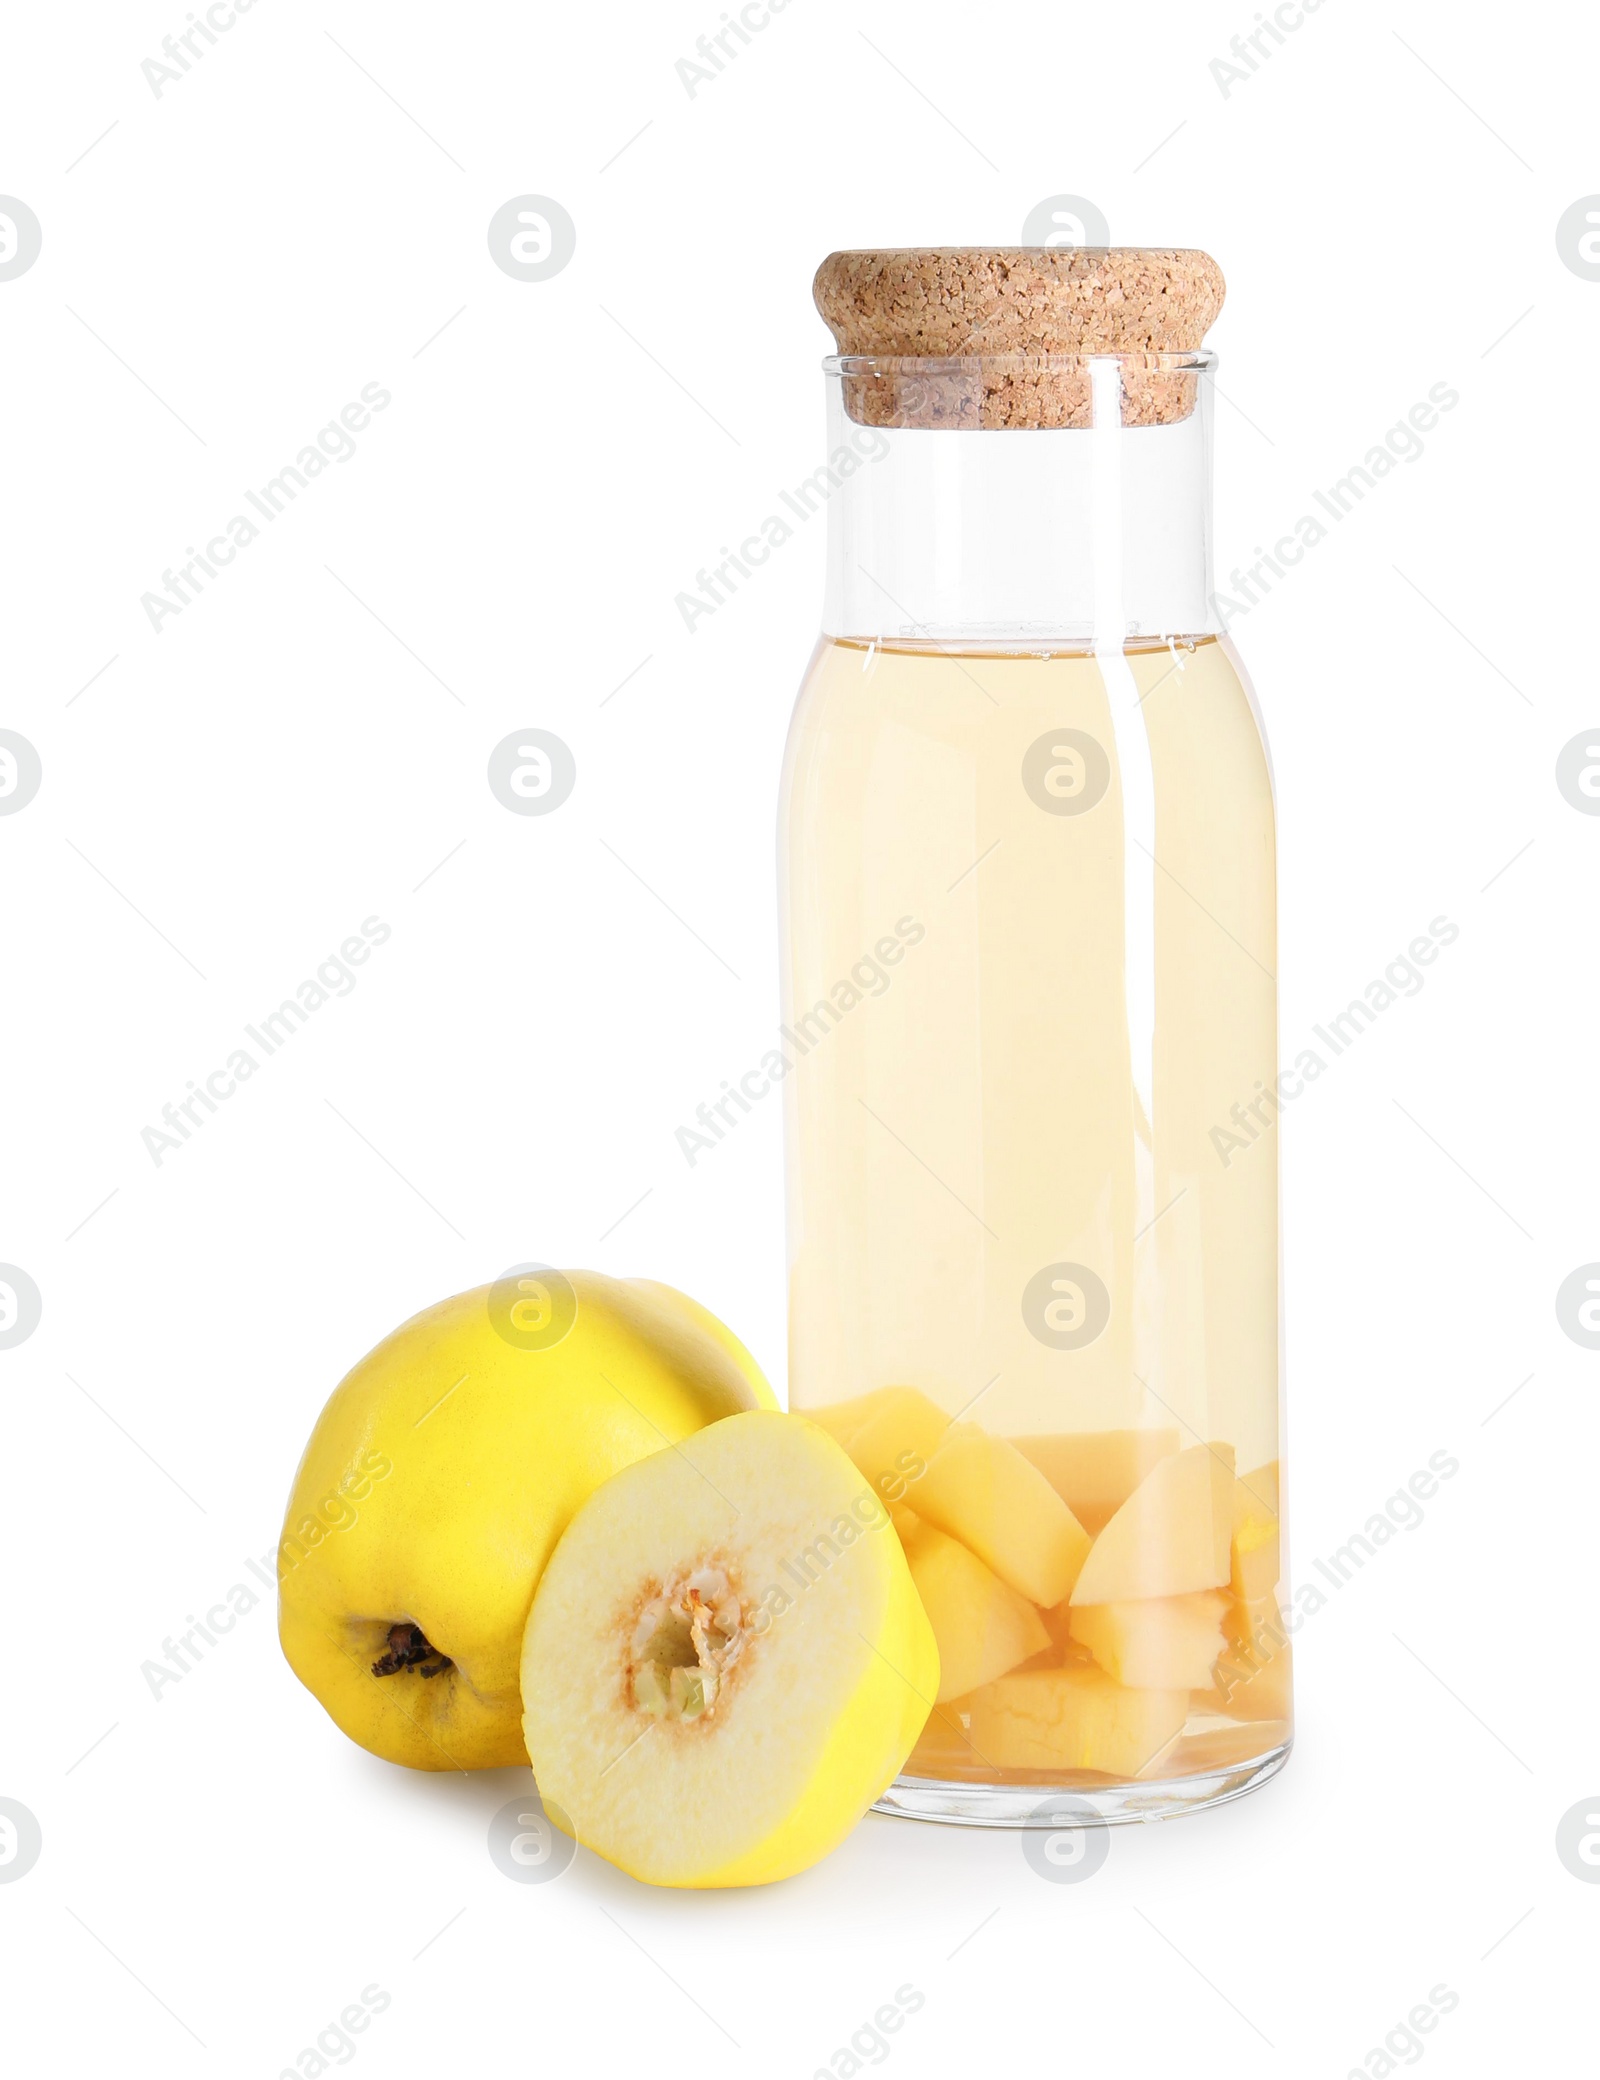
872 1736 1291 1828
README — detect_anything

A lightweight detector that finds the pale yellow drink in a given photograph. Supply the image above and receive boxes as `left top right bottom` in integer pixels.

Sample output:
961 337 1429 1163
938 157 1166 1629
780 634 1288 1791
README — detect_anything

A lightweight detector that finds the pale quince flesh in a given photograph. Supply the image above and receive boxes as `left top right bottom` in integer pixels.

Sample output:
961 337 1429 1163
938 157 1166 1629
520 1409 938 1886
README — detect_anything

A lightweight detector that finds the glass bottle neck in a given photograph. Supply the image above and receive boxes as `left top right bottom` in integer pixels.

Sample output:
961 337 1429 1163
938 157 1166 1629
821 358 1217 649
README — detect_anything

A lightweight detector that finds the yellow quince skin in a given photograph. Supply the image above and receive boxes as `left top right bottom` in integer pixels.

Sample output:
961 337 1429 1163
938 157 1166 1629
278 1271 773 1770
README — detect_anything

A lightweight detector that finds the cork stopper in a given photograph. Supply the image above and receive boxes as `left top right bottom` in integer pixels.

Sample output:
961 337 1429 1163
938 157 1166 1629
813 248 1224 429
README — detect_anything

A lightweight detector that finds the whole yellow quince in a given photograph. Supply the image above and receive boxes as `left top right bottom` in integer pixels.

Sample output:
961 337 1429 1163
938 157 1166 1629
278 1270 774 1770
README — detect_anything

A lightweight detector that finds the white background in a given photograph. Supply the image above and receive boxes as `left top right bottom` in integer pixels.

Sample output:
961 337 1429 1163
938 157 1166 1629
3 2 1597 2074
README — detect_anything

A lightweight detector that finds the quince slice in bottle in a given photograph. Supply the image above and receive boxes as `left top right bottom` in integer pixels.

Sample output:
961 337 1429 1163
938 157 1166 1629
1067 1591 1229 1689
913 1426 1091 1605
903 1524 1050 1702
1069 1444 1236 1606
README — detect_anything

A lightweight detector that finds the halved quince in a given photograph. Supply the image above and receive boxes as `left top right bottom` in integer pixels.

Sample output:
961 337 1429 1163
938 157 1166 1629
520 1410 938 1888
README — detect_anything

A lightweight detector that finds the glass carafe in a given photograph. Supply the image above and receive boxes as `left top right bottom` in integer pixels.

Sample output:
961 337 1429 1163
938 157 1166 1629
779 249 1289 1825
